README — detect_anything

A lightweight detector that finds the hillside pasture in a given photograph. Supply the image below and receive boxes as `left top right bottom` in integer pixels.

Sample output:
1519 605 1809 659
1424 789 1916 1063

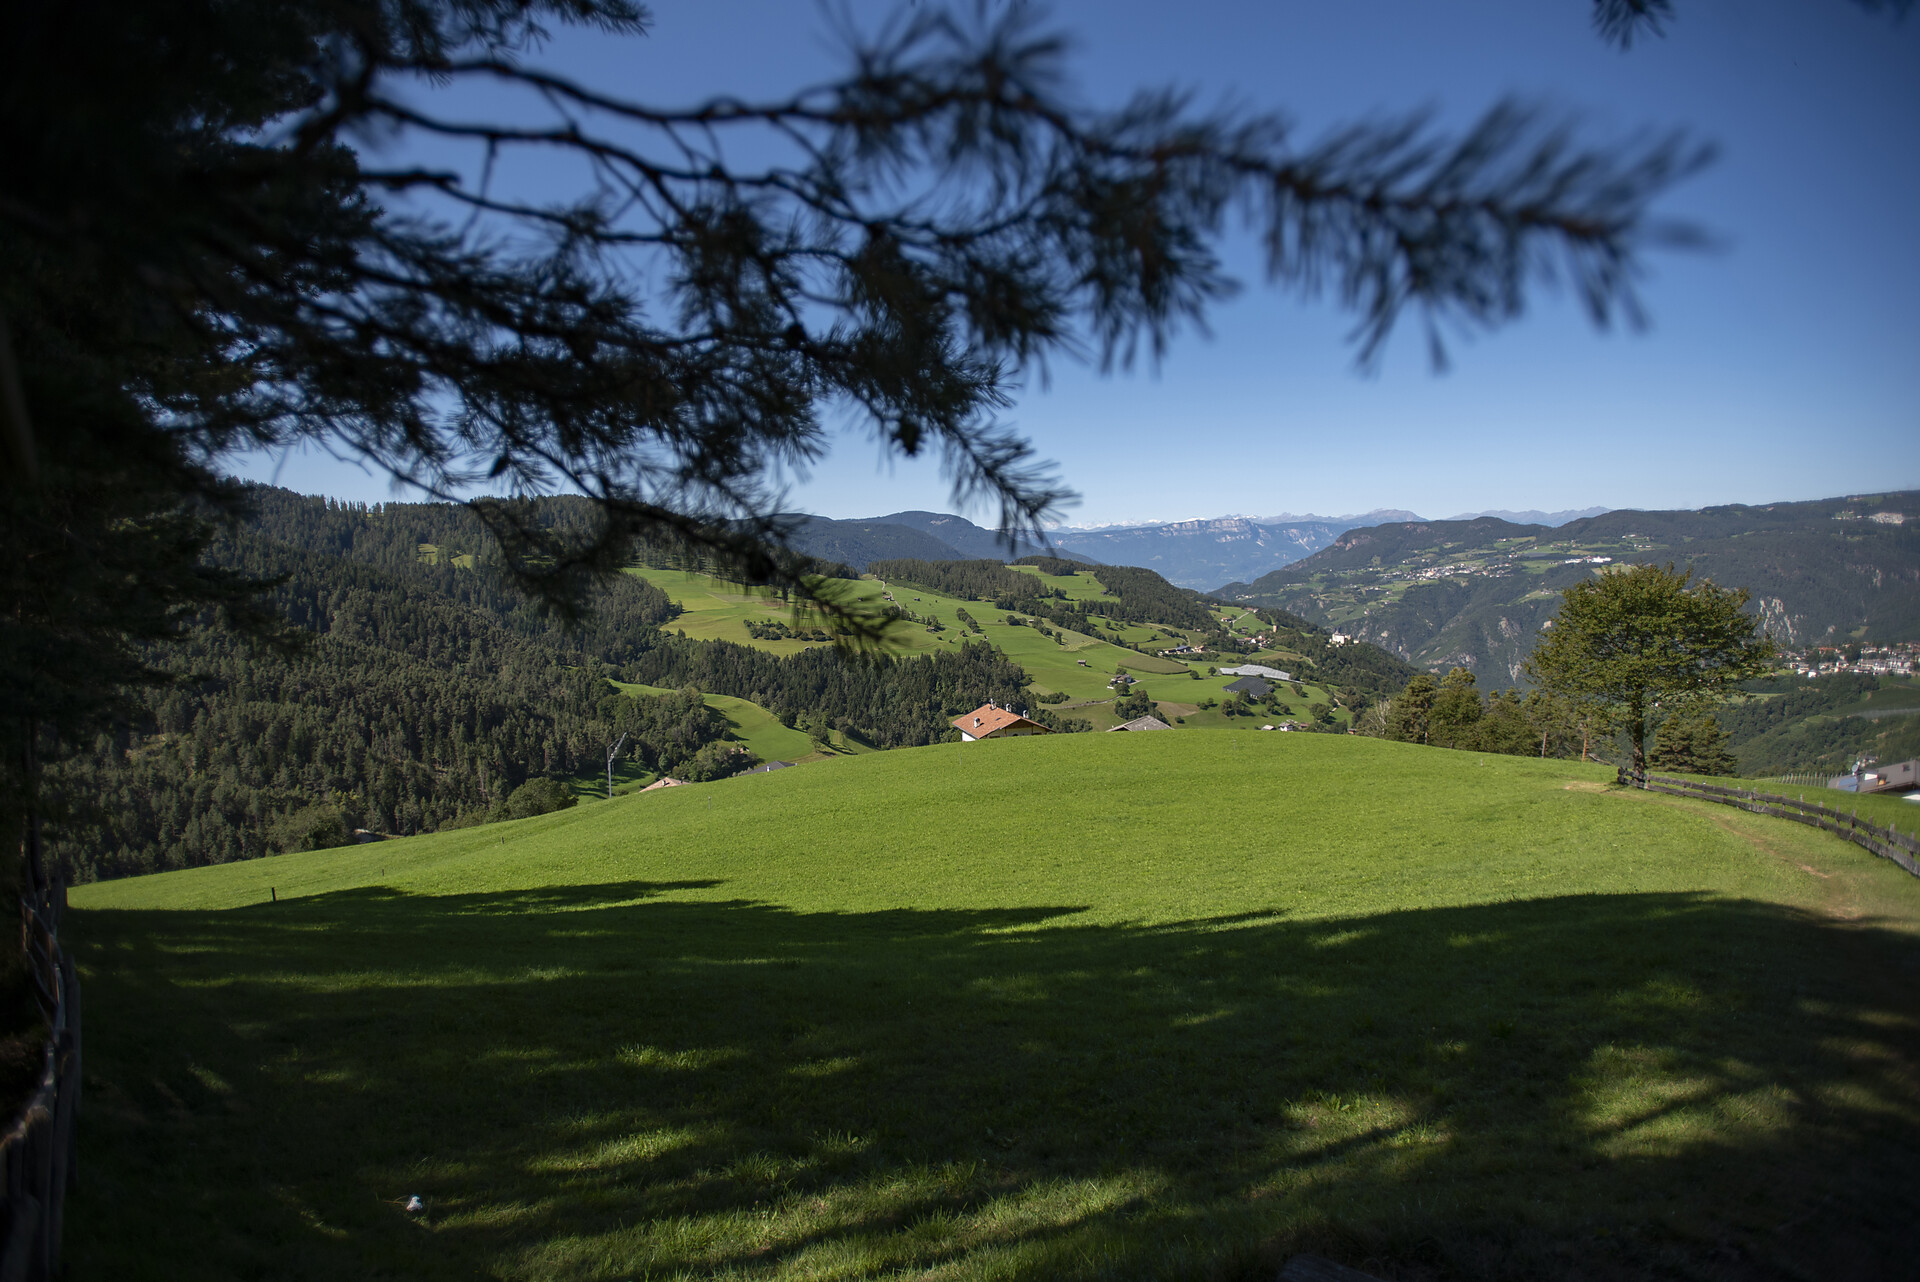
624 567 880 654
67 734 1920 1281
560 683 847 800
626 564 1276 728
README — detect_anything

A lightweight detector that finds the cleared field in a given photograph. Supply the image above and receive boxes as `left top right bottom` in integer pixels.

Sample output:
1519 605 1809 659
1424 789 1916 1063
67 734 1920 1280
624 567 893 655
614 681 841 767
558 684 836 799
624 564 1288 729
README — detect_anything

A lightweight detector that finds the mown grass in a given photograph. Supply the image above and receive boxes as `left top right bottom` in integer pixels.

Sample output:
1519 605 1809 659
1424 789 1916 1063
68 735 1920 1280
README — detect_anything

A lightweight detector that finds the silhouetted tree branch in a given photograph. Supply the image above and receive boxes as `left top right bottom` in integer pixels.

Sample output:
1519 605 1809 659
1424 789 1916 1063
4 1 1718 628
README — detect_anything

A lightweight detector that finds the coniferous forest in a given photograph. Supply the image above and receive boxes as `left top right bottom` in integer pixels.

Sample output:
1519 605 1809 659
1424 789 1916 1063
45 490 686 880
45 488 1076 883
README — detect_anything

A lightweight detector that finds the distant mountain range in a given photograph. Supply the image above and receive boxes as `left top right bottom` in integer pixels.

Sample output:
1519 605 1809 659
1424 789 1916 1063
1440 507 1610 526
1036 508 1605 586
776 515 977 570
780 509 1356 583
1217 492 1920 687
1251 509 1425 527
1042 517 1348 588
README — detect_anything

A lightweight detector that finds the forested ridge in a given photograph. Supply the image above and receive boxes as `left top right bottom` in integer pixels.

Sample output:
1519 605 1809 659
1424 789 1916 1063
46 489 687 881
627 637 1072 746
47 490 1081 882
868 558 1059 605
875 556 1222 634
1223 492 1920 686
1717 674 1920 776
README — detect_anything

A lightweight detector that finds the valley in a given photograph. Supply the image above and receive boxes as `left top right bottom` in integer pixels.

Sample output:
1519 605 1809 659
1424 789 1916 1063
1221 491 1920 687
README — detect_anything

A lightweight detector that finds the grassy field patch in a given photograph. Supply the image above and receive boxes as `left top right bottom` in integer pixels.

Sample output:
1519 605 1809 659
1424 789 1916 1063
66 734 1920 1279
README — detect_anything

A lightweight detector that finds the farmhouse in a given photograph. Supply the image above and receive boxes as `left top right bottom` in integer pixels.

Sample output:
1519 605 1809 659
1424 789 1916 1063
1218 664 1290 680
1222 675 1274 698
1108 715 1172 732
1832 758 1919 794
952 703 1052 741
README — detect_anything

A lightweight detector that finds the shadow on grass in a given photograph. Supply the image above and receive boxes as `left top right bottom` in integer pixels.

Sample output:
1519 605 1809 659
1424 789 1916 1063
69 884 1920 1281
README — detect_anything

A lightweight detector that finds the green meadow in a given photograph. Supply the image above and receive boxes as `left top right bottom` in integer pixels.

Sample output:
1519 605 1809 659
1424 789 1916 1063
630 563 1296 729
66 734 1920 1280
624 567 869 655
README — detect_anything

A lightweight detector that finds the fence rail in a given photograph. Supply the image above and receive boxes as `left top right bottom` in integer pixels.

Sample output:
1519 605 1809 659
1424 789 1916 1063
1758 772 1831 790
1644 775 1920 879
0 884 80 1282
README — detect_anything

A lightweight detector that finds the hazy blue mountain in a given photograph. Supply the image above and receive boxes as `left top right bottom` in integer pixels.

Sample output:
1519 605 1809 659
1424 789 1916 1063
778 516 969 570
1042 517 1349 590
1252 508 1425 527
863 510 1095 563
1442 507 1610 526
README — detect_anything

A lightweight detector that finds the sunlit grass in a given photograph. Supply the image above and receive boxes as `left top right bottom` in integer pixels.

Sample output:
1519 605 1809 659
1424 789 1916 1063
67 734 1920 1280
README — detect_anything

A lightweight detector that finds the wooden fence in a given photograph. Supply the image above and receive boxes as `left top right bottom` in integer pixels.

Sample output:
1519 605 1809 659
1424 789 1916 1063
0 884 80 1282
1644 775 1920 880
1758 771 1831 790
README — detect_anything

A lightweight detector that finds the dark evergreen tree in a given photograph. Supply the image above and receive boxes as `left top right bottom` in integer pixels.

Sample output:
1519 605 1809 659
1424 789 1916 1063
1650 713 1739 777
1427 668 1485 749
3 0 1772 912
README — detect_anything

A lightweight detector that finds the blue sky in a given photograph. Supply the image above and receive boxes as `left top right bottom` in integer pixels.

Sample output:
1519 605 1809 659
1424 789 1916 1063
232 0 1920 526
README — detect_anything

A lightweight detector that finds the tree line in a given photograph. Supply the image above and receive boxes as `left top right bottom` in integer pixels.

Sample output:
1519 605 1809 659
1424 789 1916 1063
868 558 1064 606
625 635 1081 747
43 493 695 882
1369 665 1741 774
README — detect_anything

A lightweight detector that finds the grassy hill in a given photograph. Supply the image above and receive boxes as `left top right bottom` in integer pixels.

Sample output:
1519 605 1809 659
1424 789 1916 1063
67 734 1920 1280
634 559 1369 731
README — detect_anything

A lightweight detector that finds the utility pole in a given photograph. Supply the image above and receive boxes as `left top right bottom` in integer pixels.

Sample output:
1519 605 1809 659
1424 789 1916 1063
605 731 628 800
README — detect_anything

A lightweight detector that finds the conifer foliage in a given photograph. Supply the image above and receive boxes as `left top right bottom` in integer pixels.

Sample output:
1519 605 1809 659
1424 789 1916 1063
2 0 1727 890
44 491 688 881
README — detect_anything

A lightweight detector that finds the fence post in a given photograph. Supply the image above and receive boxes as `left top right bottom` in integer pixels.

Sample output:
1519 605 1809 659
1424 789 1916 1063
0 892 80 1281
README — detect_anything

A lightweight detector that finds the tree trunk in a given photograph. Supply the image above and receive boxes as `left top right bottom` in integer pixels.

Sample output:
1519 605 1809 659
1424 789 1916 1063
22 718 44 896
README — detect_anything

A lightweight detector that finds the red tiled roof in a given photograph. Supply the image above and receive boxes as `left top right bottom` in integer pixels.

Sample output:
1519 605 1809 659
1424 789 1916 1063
952 703 1046 737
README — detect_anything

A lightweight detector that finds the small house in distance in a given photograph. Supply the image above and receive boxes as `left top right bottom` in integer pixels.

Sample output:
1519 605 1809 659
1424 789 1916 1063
1108 715 1172 732
1223 675 1274 698
952 703 1052 741
1830 758 1918 794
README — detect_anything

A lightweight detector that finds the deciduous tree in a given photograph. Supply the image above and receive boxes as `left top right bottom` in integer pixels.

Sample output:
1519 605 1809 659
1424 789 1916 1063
1523 563 1775 774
